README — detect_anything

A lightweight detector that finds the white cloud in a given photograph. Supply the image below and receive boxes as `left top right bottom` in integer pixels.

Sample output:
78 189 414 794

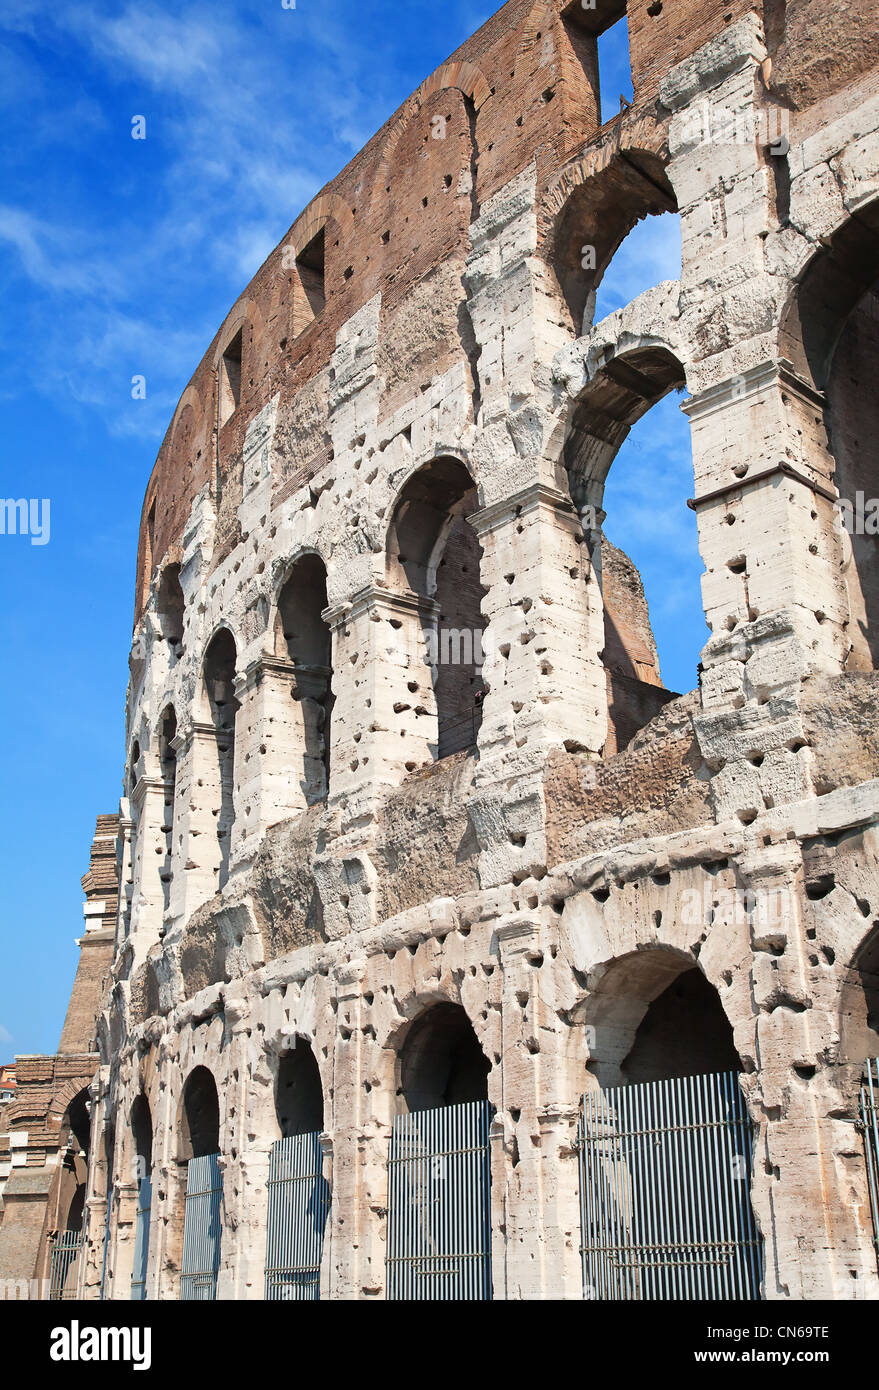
0 1024 13 1047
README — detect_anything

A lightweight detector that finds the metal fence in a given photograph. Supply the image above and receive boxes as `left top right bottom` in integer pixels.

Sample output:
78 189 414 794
386 1099 493 1300
578 1071 763 1300
264 1133 330 1300
180 1153 223 1301
131 1175 151 1301
860 1059 879 1272
49 1231 83 1301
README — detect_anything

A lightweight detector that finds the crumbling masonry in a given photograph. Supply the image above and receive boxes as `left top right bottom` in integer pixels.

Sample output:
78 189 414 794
53 0 879 1299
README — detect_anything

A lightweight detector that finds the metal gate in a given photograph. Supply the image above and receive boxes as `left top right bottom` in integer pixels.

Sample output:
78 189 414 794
859 1059 879 1271
180 1154 222 1301
386 1099 492 1300
578 1071 763 1300
264 1133 330 1300
130 1175 151 1301
49 1231 83 1301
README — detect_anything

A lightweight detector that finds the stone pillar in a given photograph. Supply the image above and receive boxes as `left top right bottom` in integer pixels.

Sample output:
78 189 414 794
684 363 848 699
128 773 169 954
165 723 228 930
493 914 581 1298
115 808 134 949
325 587 439 815
740 845 879 1299
229 655 305 871
471 483 606 770
325 961 388 1299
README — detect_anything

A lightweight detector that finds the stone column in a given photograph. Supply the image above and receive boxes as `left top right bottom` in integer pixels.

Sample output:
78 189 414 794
164 723 228 931
325 960 388 1299
471 482 606 770
325 586 439 815
229 655 305 871
128 773 169 955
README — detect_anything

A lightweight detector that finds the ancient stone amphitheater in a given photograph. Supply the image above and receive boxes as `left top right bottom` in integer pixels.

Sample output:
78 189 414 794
5 0 879 1303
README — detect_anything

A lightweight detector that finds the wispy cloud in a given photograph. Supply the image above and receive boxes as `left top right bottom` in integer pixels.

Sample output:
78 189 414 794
0 1024 13 1047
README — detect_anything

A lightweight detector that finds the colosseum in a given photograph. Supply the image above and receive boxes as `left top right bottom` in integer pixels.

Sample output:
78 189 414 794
5 0 879 1304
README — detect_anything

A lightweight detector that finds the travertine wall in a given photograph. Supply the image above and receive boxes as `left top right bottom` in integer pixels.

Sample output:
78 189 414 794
78 0 879 1300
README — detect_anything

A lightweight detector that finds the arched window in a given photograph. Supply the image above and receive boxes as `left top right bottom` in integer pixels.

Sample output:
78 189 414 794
179 1066 221 1162
156 564 185 662
398 1002 490 1113
578 950 761 1300
178 1068 222 1301
265 1042 329 1300
387 459 487 760
275 1041 324 1138
158 706 177 914
202 630 239 889
275 555 333 800
565 345 693 751
130 1095 153 1301
387 1004 492 1301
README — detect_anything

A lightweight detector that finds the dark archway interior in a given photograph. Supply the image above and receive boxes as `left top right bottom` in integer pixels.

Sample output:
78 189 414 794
157 563 185 659
387 459 486 759
180 1067 221 1160
66 1183 86 1232
63 1089 92 1156
399 1003 490 1112
276 555 333 797
275 1042 324 1137
622 967 740 1085
131 1094 153 1174
203 628 238 887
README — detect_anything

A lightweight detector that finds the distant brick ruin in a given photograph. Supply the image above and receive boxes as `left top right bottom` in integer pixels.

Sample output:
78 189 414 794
8 0 879 1301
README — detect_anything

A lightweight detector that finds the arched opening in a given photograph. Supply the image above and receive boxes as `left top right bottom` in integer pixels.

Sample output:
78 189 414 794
398 1002 490 1113
387 1003 493 1301
546 154 677 337
177 1068 222 1301
179 1066 221 1162
275 1041 324 1138
387 459 487 760
130 1095 153 1300
780 200 879 671
131 1093 154 1178
265 1042 330 1300
579 951 760 1300
158 706 177 914
61 1088 92 1157
202 629 239 889
156 564 185 662
275 555 333 800
565 345 693 752
584 951 739 1089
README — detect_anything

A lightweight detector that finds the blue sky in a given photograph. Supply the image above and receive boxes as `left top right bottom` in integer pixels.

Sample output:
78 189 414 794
0 2 701 1058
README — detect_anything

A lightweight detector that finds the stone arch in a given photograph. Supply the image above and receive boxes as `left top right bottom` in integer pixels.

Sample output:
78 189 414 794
155 563 185 660
558 340 689 744
130 1092 154 1179
178 1066 221 1162
273 552 334 800
274 1038 325 1138
386 455 487 759
373 60 491 202
392 1000 491 1114
581 947 741 1089
542 137 675 336
778 198 879 670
